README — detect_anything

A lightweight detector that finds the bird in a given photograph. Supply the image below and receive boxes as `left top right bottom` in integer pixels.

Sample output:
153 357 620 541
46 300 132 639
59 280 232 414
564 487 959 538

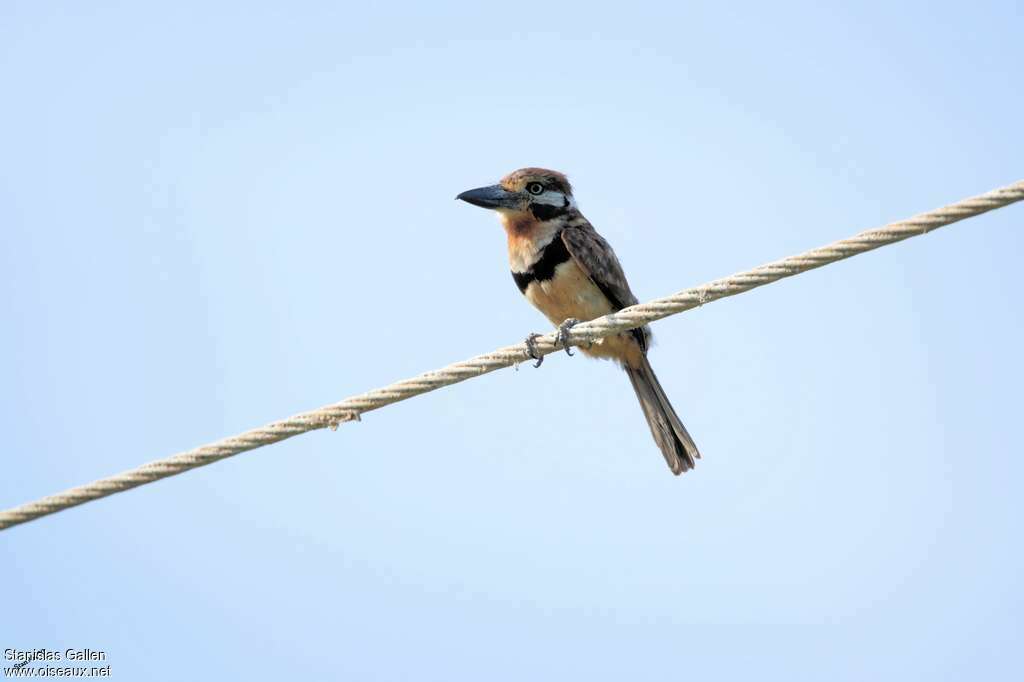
457 168 701 475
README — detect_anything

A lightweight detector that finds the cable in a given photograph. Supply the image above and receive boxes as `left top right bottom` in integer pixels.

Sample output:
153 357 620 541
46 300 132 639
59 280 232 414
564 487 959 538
2 180 1022 531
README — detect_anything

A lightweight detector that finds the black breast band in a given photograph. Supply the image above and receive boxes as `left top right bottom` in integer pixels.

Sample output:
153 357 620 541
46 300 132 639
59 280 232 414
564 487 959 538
511 234 571 293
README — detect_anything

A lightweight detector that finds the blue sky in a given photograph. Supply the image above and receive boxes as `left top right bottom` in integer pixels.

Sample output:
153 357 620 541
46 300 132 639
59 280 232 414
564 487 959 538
2 1 1022 679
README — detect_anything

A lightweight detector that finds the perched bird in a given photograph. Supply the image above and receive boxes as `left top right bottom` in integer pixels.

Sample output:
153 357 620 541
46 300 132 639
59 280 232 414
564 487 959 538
457 168 701 475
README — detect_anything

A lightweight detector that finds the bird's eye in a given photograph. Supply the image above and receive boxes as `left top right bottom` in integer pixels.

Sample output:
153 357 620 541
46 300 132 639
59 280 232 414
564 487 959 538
527 182 544 195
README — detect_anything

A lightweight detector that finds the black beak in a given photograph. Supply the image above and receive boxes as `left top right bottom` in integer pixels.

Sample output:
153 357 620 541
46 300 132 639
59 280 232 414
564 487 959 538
456 184 519 210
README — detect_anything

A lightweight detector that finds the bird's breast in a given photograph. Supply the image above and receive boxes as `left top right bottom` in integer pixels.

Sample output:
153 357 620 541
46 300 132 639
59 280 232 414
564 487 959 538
499 211 645 365
522 260 641 364
522 259 616 326
504 219 615 325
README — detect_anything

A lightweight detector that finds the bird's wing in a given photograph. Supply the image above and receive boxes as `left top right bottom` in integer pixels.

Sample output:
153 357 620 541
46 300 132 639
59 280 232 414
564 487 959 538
560 223 640 311
560 222 649 351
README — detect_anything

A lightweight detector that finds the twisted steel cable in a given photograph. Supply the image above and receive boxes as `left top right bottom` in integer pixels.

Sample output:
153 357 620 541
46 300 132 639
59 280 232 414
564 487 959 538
2 180 1022 531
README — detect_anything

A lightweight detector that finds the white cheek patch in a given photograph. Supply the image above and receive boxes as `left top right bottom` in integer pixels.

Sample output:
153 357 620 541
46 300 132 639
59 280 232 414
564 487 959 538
534 190 571 207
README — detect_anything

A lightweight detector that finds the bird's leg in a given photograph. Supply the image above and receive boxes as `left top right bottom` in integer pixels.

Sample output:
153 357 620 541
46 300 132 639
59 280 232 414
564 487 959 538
556 318 581 357
524 333 544 368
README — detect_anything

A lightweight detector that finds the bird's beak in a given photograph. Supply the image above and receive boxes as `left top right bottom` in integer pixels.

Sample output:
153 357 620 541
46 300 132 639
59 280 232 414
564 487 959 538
456 184 520 210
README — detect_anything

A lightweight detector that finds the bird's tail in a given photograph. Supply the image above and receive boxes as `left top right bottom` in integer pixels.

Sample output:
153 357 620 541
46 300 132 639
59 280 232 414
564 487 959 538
624 356 701 475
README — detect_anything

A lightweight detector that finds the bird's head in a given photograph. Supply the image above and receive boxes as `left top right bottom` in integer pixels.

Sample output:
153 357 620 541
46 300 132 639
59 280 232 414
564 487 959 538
457 168 576 221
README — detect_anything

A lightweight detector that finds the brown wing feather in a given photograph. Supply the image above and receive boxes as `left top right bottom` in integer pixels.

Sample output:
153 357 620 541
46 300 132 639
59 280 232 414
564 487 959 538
560 223 649 351
560 223 638 309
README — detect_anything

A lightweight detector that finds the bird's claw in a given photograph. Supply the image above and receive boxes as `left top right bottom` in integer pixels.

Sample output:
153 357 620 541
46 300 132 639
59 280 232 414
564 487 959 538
524 320 581 366
524 333 544 368
556 318 581 357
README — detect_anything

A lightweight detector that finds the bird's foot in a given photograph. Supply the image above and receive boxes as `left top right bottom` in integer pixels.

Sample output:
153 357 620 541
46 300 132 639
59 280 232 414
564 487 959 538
524 333 544 368
556 318 581 357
